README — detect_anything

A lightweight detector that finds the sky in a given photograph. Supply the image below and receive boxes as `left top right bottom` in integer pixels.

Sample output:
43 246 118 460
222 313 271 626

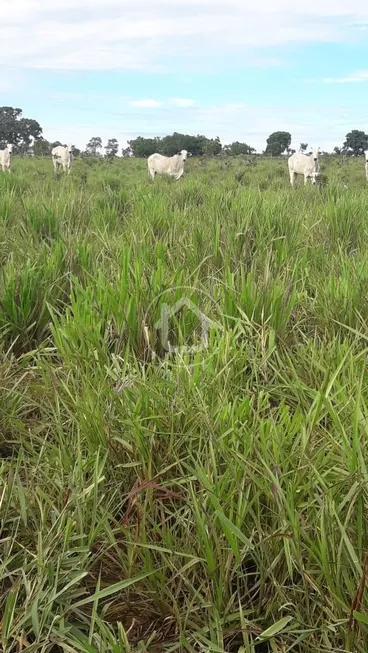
1 0 368 152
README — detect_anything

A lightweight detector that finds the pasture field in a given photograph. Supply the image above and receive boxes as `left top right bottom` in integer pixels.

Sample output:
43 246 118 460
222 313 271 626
1 154 368 652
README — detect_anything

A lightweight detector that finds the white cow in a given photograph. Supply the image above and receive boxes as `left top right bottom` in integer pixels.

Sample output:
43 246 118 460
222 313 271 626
52 144 73 174
0 144 13 172
365 150 368 181
288 148 320 186
148 150 191 180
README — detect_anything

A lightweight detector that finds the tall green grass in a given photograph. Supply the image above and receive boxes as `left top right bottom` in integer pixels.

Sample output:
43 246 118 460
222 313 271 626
0 155 368 651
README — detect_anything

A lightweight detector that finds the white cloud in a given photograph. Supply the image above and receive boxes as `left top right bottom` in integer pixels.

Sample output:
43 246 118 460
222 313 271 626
170 98 196 108
129 99 162 108
3 1 366 151
323 70 368 83
0 1 367 71
52 91 105 101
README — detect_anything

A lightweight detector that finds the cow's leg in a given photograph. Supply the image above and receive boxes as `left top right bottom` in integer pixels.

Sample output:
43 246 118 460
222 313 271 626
289 170 296 187
53 159 58 175
304 174 309 186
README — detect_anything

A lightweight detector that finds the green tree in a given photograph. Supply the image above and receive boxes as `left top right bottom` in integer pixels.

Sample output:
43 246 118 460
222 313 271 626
122 146 133 157
128 136 162 157
160 133 221 156
0 106 42 151
105 138 119 158
265 131 292 156
0 106 22 144
300 143 308 152
85 136 103 156
34 138 52 156
223 142 256 156
161 133 198 156
342 130 368 156
16 119 43 154
333 146 342 155
128 133 219 158
34 140 80 157
202 136 222 156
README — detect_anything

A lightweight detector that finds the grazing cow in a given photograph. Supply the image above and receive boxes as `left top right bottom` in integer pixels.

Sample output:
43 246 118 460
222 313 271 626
52 144 73 174
0 144 13 172
148 150 191 180
365 150 368 181
288 148 320 186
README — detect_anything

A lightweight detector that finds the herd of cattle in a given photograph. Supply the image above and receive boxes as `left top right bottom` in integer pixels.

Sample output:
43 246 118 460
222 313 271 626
1 143 368 184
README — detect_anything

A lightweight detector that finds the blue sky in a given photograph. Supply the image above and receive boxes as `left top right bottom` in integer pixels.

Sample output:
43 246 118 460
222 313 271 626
1 0 368 151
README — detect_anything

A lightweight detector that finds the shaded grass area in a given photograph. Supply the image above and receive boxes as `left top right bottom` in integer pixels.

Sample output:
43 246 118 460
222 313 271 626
1 155 368 651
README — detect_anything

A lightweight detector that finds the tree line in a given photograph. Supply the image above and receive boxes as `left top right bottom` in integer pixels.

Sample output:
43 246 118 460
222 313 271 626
1 106 368 158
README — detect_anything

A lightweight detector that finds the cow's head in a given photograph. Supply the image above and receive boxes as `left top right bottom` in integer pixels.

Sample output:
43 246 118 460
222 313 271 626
309 147 320 175
7 144 13 153
312 147 321 162
67 144 73 154
180 149 188 161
